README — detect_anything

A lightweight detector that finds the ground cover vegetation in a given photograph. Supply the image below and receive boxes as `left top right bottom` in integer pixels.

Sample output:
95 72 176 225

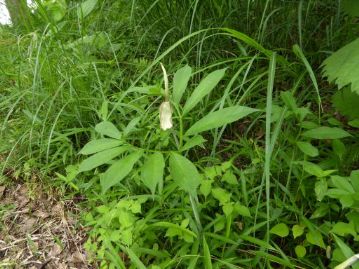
0 0 359 268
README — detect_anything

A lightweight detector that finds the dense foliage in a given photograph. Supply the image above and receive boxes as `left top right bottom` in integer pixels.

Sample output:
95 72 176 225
1 0 359 268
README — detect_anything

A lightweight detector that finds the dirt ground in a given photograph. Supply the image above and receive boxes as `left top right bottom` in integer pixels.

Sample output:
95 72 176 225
0 178 91 269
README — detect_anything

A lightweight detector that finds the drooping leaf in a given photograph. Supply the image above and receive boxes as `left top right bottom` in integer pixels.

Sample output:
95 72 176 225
77 0 98 18
79 138 122 155
302 127 351 140
270 223 289 238
140 152 165 195
323 38 359 95
95 121 121 139
306 230 325 249
185 106 258 136
296 141 319 157
292 225 305 239
234 203 251 217
101 150 143 193
183 68 226 115
169 153 201 195
173 65 192 104
79 146 128 172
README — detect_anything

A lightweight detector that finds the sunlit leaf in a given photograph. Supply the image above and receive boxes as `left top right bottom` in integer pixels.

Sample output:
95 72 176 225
101 150 142 193
183 68 226 115
169 153 201 195
302 127 351 140
173 65 192 104
186 106 258 136
141 152 165 195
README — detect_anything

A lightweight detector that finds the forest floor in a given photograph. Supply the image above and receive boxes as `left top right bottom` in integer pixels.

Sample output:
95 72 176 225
0 169 90 269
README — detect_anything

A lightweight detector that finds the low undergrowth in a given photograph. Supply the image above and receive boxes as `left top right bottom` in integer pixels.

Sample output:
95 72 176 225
1 0 359 268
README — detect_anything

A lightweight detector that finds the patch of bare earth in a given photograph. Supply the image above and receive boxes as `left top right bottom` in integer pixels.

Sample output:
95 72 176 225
0 181 92 269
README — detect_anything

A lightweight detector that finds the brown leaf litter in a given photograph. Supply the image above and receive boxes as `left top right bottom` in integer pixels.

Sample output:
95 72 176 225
0 181 93 268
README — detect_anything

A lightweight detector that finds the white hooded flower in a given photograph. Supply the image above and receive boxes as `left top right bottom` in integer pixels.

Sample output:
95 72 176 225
159 63 173 131
159 101 173 130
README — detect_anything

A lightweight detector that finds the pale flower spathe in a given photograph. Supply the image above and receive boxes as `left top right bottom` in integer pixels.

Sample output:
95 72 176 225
159 101 173 130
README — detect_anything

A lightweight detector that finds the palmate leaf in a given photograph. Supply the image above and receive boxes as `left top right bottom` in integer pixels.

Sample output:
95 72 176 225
322 38 359 94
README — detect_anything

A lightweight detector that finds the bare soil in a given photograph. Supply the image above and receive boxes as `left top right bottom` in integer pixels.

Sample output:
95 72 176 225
0 180 91 269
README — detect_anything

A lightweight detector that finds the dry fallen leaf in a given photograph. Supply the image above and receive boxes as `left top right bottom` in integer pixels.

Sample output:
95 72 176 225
20 217 37 233
49 244 62 257
0 186 5 198
70 251 86 263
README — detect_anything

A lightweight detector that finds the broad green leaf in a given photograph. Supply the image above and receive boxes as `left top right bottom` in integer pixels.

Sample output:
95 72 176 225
79 146 128 172
169 153 201 195
323 38 359 95
306 230 325 249
292 225 305 239
101 151 142 193
79 138 122 155
95 121 122 139
331 222 357 237
185 106 258 136
234 203 251 217
331 176 355 193
203 237 213 269
212 188 231 205
223 203 234 217
77 0 98 18
183 68 226 115
295 245 306 258
222 170 238 185
181 135 206 152
173 65 192 104
270 223 289 237
302 127 351 140
296 141 319 157
200 179 212 197
141 152 165 195
300 161 324 178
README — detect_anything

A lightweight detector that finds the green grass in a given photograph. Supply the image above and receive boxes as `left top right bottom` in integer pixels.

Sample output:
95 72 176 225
1 0 359 268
